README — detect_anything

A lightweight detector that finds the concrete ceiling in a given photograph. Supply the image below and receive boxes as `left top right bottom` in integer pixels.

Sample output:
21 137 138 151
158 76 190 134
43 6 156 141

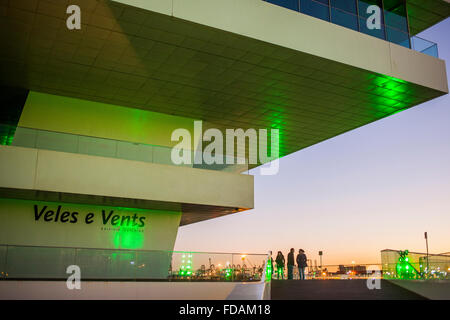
0 0 446 163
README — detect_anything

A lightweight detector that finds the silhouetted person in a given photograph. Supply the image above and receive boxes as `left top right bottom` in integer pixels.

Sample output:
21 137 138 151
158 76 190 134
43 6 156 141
296 249 307 280
275 251 285 279
287 248 295 280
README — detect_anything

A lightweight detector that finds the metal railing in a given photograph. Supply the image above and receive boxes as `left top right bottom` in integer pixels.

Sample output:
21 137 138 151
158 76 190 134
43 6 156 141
0 244 267 282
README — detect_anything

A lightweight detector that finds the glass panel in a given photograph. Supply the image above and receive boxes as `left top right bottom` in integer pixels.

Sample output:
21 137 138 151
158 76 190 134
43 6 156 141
36 130 79 153
6 125 248 173
5 246 75 279
300 0 330 22
330 0 358 31
264 0 437 57
265 0 299 11
358 0 385 39
135 251 172 279
421 44 438 58
383 0 408 31
116 140 153 162
11 127 37 148
78 135 118 158
75 249 137 280
383 0 410 48
381 249 450 280
386 26 410 48
0 245 7 278
411 36 439 58
1 244 270 282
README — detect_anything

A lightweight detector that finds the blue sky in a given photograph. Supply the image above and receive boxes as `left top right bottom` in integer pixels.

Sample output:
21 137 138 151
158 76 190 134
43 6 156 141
175 18 450 265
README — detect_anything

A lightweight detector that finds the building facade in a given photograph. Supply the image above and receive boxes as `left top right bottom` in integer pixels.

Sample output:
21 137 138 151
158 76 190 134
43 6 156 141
0 0 448 280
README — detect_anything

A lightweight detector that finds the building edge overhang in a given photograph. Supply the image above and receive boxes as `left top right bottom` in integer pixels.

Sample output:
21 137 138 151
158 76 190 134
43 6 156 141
0 187 251 226
113 0 449 94
1 0 448 169
407 0 450 35
0 146 254 226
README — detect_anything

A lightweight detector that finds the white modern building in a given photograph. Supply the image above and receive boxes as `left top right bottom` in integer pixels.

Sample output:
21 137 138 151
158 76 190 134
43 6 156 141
0 0 448 299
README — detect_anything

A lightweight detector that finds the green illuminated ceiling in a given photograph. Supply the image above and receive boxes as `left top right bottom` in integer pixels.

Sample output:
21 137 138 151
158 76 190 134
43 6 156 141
0 0 447 166
407 0 450 35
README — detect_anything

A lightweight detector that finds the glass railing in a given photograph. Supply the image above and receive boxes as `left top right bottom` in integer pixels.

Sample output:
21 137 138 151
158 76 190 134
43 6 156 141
3 125 248 174
271 251 450 281
381 249 450 280
263 0 439 58
411 36 439 58
0 244 269 282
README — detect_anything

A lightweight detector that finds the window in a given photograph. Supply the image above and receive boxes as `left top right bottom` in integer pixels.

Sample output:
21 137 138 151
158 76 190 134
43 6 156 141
265 0 299 11
358 0 386 40
264 0 414 51
383 0 410 48
300 0 330 22
330 0 358 31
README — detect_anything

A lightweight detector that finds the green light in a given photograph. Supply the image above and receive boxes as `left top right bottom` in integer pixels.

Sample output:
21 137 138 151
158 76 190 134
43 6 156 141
112 223 144 249
0 125 16 146
395 250 421 279
179 252 193 277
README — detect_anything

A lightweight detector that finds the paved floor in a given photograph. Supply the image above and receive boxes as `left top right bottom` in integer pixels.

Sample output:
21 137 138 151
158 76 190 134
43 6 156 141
271 280 426 300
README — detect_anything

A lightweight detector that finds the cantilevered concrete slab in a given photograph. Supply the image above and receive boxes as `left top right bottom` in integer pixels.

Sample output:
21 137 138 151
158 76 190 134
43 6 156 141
0 0 448 225
0 145 253 225
0 0 448 163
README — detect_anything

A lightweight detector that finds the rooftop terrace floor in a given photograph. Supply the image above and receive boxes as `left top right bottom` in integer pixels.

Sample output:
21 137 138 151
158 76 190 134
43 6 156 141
271 279 426 300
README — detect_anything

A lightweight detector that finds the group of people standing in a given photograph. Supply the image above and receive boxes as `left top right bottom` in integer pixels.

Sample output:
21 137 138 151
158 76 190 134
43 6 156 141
274 248 307 280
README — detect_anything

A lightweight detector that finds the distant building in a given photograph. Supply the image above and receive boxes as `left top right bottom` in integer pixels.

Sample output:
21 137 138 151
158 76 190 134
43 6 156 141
338 265 367 275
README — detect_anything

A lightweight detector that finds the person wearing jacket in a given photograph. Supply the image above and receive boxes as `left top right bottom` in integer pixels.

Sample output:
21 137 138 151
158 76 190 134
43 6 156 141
296 249 307 280
275 251 285 279
287 248 295 280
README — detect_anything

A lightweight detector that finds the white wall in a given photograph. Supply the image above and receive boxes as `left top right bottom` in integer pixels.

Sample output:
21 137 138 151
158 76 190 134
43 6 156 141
0 146 254 209
0 198 180 251
0 198 181 279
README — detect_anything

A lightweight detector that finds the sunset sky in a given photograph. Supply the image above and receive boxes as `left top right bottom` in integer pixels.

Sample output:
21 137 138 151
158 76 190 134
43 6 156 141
175 18 450 265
